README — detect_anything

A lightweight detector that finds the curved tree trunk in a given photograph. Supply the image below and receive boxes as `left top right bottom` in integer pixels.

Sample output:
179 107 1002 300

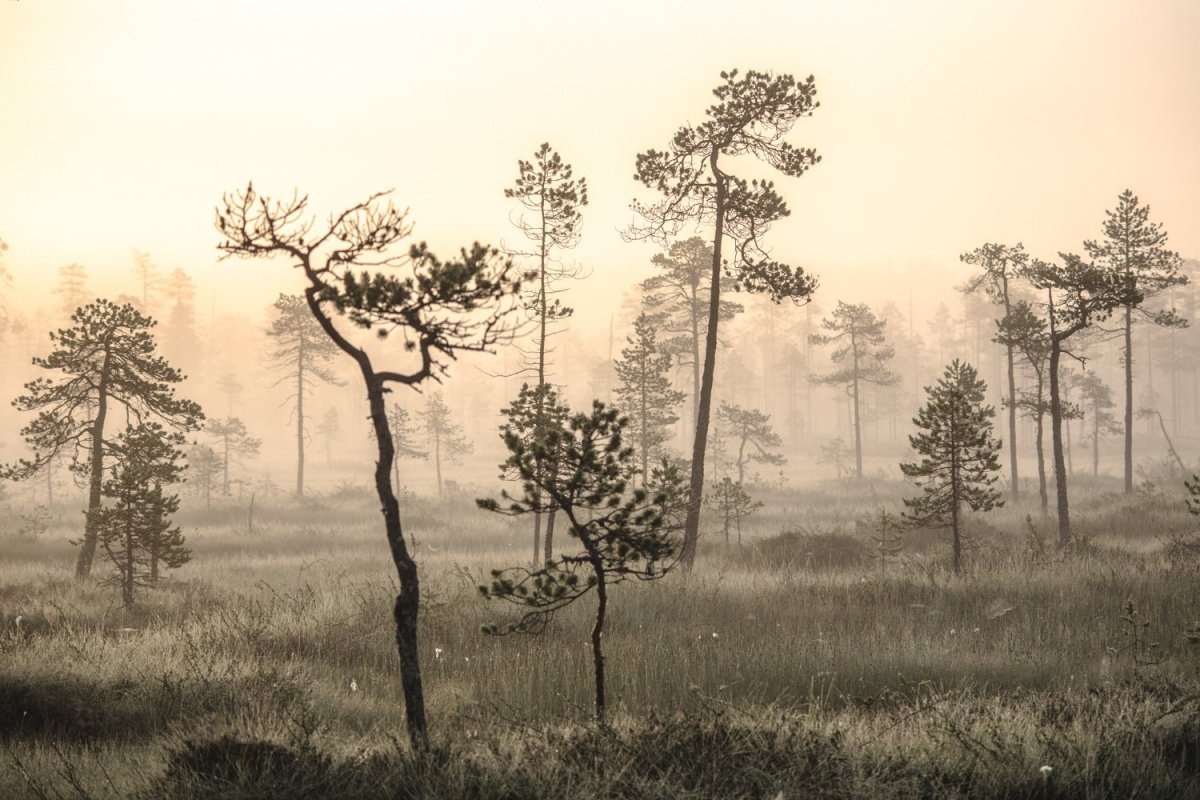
303 287 428 751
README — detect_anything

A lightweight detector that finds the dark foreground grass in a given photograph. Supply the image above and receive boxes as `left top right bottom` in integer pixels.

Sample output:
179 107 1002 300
3 483 1200 797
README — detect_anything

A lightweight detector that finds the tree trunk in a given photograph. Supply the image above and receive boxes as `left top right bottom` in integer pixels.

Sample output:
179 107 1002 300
544 505 556 562
296 339 306 499
1123 305 1133 493
1092 401 1100 477
851 372 863 479
1049 339 1071 545
1035 407 1048 514
591 562 608 725
123 520 135 611
680 154 726 569
302 286 428 750
76 353 111 579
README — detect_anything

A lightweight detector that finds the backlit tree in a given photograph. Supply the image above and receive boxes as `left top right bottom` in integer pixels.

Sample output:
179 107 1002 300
901 360 1003 574
216 183 523 749
3 300 203 578
1084 190 1187 493
628 68 821 568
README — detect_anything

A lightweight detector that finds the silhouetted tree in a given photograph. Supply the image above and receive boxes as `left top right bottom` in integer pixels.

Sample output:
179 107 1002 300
478 402 680 724
810 302 898 478
266 293 343 498
640 237 742 434
961 243 1029 500
715 402 785 484
216 183 523 749
3 300 202 578
96 423 189 609
614 313 686 486
1027 253 1141 544
628 69 821 568
1084 190 1187 493
420 391 472 496
901 360 1002 574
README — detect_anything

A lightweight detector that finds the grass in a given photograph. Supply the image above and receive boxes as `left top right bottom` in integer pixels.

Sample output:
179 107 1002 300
2 479 1200 797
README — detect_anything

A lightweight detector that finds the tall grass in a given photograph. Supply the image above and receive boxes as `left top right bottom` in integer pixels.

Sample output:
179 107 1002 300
2 482 1199 797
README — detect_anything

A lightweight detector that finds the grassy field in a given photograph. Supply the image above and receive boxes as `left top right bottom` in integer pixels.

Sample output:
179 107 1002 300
2 478 1200 798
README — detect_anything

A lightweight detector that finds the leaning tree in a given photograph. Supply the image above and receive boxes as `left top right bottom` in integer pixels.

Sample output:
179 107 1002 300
266 293 343 498
640 236 743 435
3 299 203 578
628 69 821 568
216 183 524 750
1084 190 1187 494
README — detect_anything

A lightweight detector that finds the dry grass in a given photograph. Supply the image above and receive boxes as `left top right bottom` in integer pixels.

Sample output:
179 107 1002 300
2 480 1200 797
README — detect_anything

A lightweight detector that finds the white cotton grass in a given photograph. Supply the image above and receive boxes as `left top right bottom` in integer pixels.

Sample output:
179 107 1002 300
349 679 358 693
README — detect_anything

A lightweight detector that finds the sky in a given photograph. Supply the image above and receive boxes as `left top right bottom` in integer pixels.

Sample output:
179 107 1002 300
1 0 1198 334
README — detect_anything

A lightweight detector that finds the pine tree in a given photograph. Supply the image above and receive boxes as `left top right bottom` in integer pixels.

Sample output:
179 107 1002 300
478 402 681 724
499 383 569 562
186 444 220 510
95 423 189 609
640 237 743 435
1076 372 1120 476
217 183 524 749
3 300 203 577
205 417 261 495
53 263 88 317
1026 253 1141 544
810 301 899 478
267 293 343 499
961 243 1029 500
715 402 785 484
614 313 686 487
901 360 1003 574
504 143 588 563
704 476 761 546
420 392 472 496
628 69 821 569
1084 190 1187 494
995 301 1051 512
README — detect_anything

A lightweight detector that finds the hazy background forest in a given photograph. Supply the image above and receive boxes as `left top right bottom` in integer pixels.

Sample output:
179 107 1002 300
3 1 1200 798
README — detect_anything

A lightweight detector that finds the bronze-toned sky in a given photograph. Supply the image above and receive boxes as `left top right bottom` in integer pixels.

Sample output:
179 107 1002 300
2 0 1197 328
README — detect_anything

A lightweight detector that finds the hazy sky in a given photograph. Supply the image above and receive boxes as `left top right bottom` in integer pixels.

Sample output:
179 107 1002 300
2 0 1197 331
